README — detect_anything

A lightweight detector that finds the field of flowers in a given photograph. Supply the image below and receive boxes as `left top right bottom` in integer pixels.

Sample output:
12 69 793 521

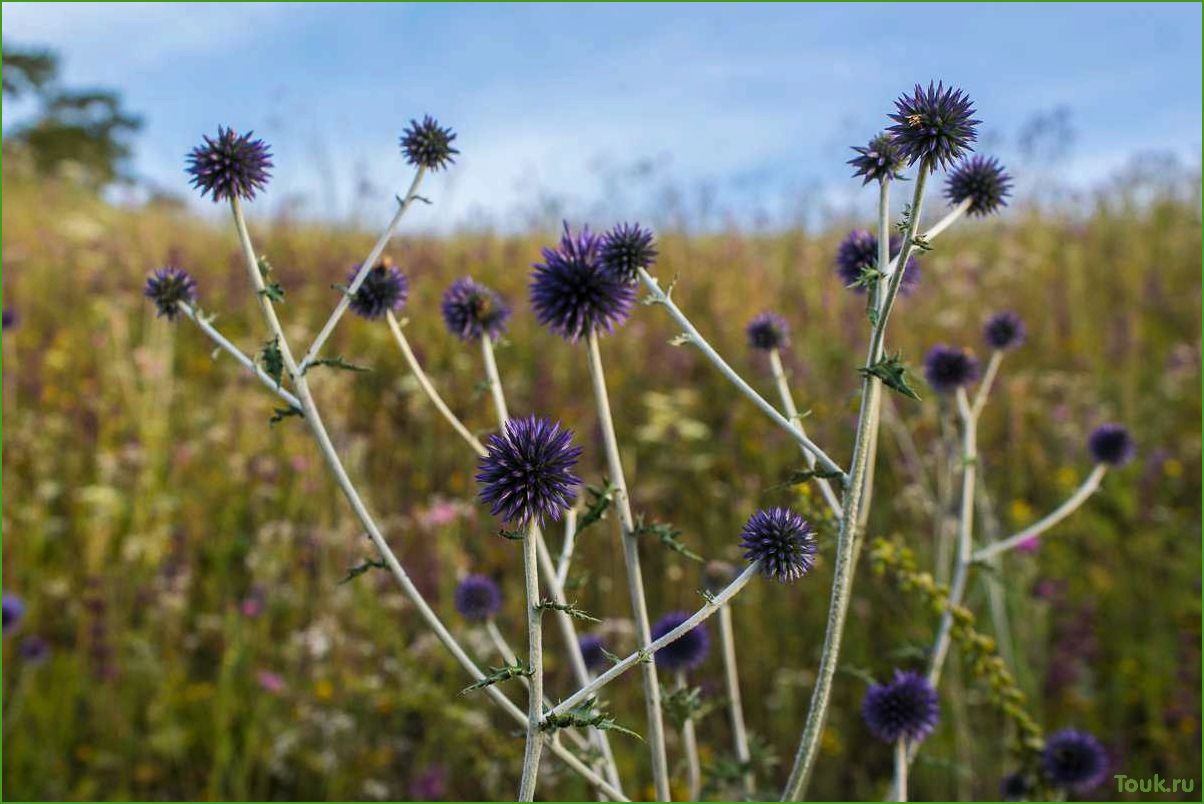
1 162 1200 801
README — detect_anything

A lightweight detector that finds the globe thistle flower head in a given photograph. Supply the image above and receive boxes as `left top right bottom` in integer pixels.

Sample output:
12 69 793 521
746 312 790 352
946 155 1013 216
2 308 15 330
144 267 198 320
530 223 637 342
441 277 511 342
835 230 921 296
476 415 582 525
861 669 940 743
579 634 609 673
1042 728 1108 792
454 574 502 622
983 311 1026 351
186 126 273 202
887 81 980 171
1088 423 1135 466
848 132 906 185
2 593 24 635
400 115 458 172
650 612 710 672
923 344 980 393
740 507 818 583
348 258 409 320
598 222 657 284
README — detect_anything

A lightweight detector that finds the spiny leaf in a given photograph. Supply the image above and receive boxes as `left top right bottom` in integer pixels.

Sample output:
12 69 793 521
634 515 703 562
541 697 642 741
258 282 286 303
257 256 274 278
661 683 715 726
784 466 844 485
851 265 883 291
535 599 600 623
859 352 922 401
497 528 526 541
303 355 370 375
270 405 304 425
259 337 285 388
600 647 624 666
460 661 533 695
574 480 617 537
338 557 387 585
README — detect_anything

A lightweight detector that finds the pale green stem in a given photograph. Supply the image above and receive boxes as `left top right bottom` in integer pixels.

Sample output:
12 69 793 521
718 603 755 797
481 332 510 421
556 509 579 589
894 740 909 803
768 348 843 517
518 520 546 802
972 465 1108 561
676 672 702 802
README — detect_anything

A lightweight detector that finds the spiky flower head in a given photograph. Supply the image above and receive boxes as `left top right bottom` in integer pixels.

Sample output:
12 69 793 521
186 127 273 202
2 593 24 635
348 258 409 320
454 574 502 622
746 312 790 352
144 267 197 320
835 229 921 296
887 81 980 171
1088 423 1135 466
849 132 906 185
946 155 1013 216
598 222 657 284
400 115 458 172
530 223 637 342
861 669 941 743
923 344 980 393
476 415 582 525
650 612 710 672
1041 728 1108 792
983 311 1026 351
579 634 609 673
441 277 511 342
740 507 817 583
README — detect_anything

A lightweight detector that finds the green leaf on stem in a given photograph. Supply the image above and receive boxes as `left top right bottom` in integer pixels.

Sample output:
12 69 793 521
634 515 703 561
541 697 643 741
535 599 600 622
303 356 370 375
259 337 285 388
573 480 617 537
338 557 387 585
460 661 534 695
859 352 922 401
269 405 304 425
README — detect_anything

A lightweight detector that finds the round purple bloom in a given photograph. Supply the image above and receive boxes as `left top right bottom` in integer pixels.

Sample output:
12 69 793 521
887 81 980 171
946 155 1013 216
186 126 273 202
2 308 15 330
440 277 511 342
861 669 940 744
740 507 817 583
19 635 51 664
1042 728 1108 792
983 311 1026 351
835 230 921 296
923 344 980 393
400 115 458 172
746 311 790 352
348 259 408 320
848 132 906 185
579 634 609 673
530 223 637 342
144 266 197 320
599 222 657 284
3 593 25 636
454 574 502 622
650 612 710 672
476 415 582 525
1087 423 1135 467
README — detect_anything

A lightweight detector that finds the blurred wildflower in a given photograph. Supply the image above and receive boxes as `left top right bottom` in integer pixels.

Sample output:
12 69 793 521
530 223 636 342
740 507 817 583
848 132 906 185
599 222 657 284
440 277 510 342
983 311 1026 351
1014 536 1040 554
2 308 16 330
922 344 980 393
19 635 50 663
2 593 25 636
746 312 790 352
143 267 197 320
256 670 286 695
186 127 273 202
476 415 582 525
860 669 940 743
651 612 710 672
946 155 1013 216
835 229 921 296
349 258 408 320
409 763 448 800
999 772 1032 801
400 116 458 171
579 634 609 673
454 574 502 622
1042 728 1108 792
1088 423 1136 466
887 81 980 170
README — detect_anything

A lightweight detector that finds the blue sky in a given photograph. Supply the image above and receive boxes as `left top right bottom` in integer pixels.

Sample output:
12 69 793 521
3 2 1201 230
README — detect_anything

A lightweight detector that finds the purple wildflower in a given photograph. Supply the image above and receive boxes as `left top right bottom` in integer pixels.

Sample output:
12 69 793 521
946 155 1013 216
440 277 511 342
650 612 710 672
1087 423 1135 466
861 669 941 744
740 507 817 583
983 311 1026 351
454 574 502 622
1042 728 1108 792
476 416 582 525
835 229 921 296
598 222 657 284
400 116 458 171
887 81 980 170
348 259 408 320
144 267 198 320
848 132 906 185
186 127 273 202
746 312 790 352
530 223 637 342
923 344 980 393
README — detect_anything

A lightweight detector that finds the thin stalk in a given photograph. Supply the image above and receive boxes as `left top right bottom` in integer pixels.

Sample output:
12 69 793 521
518 520 546 802
556 509 579 589
718 603 755 797
178 302 301 410
893 740 909 803
972 465 1108 561
481 332 510 421
585 329 671 802
768 348 843 517
676 672 702 802
922 197 971 241
971 351 1003 417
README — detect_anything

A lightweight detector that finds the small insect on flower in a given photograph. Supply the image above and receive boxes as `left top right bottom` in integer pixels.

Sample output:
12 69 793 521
945 155 1013 216
1087 423 1136 467
983 311 1026 351
476 415 582 525
860 669 940 744
530 223 637 342
1041 728 1108 792
440 277 511 342
186 127 273 202
2 593 25 636
579 634 610 673
650 612 710 672
599 222 658 285
740 507 817 583
835 230 921 296
348 258 409 320
746 312 791 352
400 115 459 172
454 574 503 622
923 344 980 393
848 132 906 185
144 267 198 320
887 81 981 171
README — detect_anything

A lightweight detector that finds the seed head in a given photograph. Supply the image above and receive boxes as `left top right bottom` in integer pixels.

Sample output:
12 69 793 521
650 612 710 672
740 507 817 583
348 259 409 320
887 81 980 171
946 155 1013 216
923 344 980 393
848 132 906 185
476 416 582 525
1041 728 1108 792
861 669 940 743
530 223 636 342
441 277 511 342
186 127 273 202
983 311 1026 351
454 574 502 622
599 222 657 284
746 312 791 352
144 267 198 320
835 229 921 296
400 115 458 171
1087 423 1135 466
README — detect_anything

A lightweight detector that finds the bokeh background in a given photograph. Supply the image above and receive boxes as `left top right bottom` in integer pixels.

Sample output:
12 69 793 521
1 3 1201 801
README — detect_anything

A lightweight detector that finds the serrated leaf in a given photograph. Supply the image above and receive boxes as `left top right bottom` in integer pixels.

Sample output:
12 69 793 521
573 480 617 537
303 355 370 375
535 599 600 623
541 697 642 741
258 282 286 303
259 337 285 387
859 352 922 400
270 405 304 425
633 515 703 562
460 661 533 695
338 557 387 585
497 528 526 541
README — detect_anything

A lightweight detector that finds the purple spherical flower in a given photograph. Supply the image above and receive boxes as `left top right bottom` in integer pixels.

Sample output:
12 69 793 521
186 127 273 202
861 669 940 744
2 308 15 330
144 267 197 320
454 574 502 622
400 116 458 172
1087 423 1135 466
887 81 980 171
946 155 1012 216
440 277 511 342
2 593 25 636
19 635 51 664
740 507 817 583
599 222 657 284
579 634 609 673
849 132 906 185
983 311 1026 351
923 344 980 393
530 223 637 342
1042 728 1108 792
746 312 790 352
348 259 408 320
650 612 710 672
835 230 921 296
410 764 448 801
476 415 582 525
